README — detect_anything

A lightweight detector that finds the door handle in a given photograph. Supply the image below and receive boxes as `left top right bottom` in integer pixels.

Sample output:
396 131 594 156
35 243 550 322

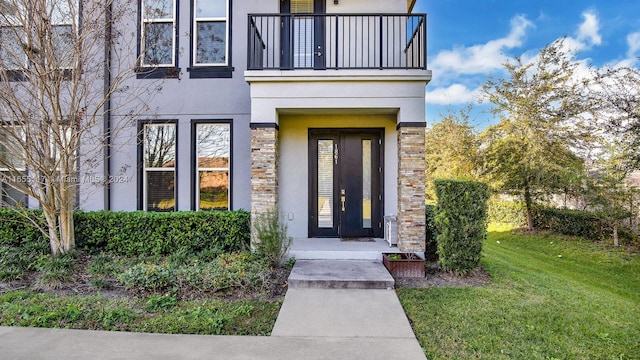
341 189 346 212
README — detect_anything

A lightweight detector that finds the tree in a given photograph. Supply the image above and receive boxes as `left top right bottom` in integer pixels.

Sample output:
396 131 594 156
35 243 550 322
591 66 640 167
584 139 636 247
479 39 592 230
0 0 159 255
424 105 480 202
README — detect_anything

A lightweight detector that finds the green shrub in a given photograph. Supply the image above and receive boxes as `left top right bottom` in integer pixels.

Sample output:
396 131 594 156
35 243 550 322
488 200 527 226
252 210 292 267
75 210 250 256
145 294 178 313
34 252 77 289
179 253 266 294
425 205 438 261
434 179 490 274
120 263 177 293
532 207 608 241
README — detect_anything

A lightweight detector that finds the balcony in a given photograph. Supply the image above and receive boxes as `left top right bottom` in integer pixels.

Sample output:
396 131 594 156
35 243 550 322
247 13 427 71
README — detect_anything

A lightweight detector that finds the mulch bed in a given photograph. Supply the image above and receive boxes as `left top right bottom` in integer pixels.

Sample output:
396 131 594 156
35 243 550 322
394 264 493 288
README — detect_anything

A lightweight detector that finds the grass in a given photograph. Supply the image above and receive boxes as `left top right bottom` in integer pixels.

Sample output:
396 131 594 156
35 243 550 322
398 223 640 360
0 291 281 335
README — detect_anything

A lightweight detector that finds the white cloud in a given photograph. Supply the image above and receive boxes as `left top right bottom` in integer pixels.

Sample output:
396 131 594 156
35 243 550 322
425 84 483 105
576 10 602 48
430 15 534 77
627 32 640 58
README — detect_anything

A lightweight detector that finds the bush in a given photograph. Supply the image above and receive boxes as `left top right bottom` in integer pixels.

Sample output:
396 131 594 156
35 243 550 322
252 210 292 267
75 210 250 256
434 179 490 274
488 200 527 226
0 209 251 257
532 207 608 241
120 263 177 293
425 205 438 262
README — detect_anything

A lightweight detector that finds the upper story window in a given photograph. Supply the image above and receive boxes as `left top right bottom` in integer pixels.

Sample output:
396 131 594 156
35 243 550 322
188 0 232 78
138 0 178 78
194 0 227 66
0 0 77 77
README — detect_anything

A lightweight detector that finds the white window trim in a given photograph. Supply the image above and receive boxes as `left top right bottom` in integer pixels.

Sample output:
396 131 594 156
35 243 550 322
192 0 229 67
140 0 177 67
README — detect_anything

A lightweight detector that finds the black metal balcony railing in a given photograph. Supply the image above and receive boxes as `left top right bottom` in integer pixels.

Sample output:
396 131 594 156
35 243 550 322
248 13 427 71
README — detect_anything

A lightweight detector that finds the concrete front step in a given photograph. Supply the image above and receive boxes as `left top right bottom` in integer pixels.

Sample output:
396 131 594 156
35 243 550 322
287 260 395 289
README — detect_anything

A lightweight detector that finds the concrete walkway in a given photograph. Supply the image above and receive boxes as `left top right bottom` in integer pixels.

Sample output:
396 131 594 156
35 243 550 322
0 260 427 360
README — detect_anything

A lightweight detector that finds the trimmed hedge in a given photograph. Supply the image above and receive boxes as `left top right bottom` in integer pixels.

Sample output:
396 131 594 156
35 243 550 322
424 204 438 261
532 207 608 241
0 209 250 256
434 179 490 274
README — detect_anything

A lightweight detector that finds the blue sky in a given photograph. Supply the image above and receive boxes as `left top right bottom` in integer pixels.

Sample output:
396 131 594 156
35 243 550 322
413 0 640 129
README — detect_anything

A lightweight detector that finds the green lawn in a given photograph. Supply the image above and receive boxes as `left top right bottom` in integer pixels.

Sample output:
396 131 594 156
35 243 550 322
398 224 640 360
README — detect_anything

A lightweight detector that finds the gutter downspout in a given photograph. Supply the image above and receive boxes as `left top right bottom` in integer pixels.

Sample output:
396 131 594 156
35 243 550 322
103 2 112 210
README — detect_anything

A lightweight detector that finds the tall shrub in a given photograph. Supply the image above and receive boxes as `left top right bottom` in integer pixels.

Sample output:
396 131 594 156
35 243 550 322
434 179 490 274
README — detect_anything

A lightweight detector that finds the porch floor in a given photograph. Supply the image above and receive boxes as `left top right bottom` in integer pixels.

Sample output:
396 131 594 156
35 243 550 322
288 237 396 261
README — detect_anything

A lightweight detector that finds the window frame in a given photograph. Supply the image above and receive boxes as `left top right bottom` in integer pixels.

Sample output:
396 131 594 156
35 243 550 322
0 0 80 80
137 0 180 79
188 0 233 78
138 120 178 211
190 119 232 210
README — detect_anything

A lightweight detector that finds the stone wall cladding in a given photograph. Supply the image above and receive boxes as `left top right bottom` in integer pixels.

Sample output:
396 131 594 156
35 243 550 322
397 126 426 252
250 126 279 245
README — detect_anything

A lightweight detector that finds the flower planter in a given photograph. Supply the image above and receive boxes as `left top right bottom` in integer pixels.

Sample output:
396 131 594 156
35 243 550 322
382 252 425 278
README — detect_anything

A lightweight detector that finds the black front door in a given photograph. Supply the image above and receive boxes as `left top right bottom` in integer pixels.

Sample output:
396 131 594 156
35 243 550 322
309 129 383 238
280 0 326 69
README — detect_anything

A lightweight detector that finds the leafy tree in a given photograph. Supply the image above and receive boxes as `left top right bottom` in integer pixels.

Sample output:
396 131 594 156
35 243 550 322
591 66 640 167
479 39 591 229
584 137 637 247
424 106 480 202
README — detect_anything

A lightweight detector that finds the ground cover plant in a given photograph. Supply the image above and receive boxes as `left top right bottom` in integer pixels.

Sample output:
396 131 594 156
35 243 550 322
0 248 291 335
398 224 640 359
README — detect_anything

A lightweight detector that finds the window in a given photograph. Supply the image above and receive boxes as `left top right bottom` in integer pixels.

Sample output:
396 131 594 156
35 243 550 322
193 122 230 210
0 0 77 77
0 127 27 207
189 0 231 78
139 0 178 77
141 122 176 211
50 0 76 69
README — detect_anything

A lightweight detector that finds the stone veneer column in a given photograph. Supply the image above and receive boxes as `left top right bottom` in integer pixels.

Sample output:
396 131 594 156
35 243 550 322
397 124 426 252
250 125 279 246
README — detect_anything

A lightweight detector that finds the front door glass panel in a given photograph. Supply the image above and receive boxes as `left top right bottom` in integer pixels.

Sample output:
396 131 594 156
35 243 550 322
362 139 372 229
317 139 334 228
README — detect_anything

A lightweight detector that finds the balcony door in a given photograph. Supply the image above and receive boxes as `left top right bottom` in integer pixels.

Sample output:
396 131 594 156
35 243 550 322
281 0 325 69
309 129 384 238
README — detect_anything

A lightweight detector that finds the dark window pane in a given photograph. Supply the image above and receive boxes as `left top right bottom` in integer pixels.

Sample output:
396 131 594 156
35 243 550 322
1 170 27 207
196 21 226 64
143 22 173 66
198 170 228 210
0 27 26 70
146 170 174 211
52 25 74 68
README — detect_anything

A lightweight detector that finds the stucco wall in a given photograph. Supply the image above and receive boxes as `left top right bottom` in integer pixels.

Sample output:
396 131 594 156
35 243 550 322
278 113 398 238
